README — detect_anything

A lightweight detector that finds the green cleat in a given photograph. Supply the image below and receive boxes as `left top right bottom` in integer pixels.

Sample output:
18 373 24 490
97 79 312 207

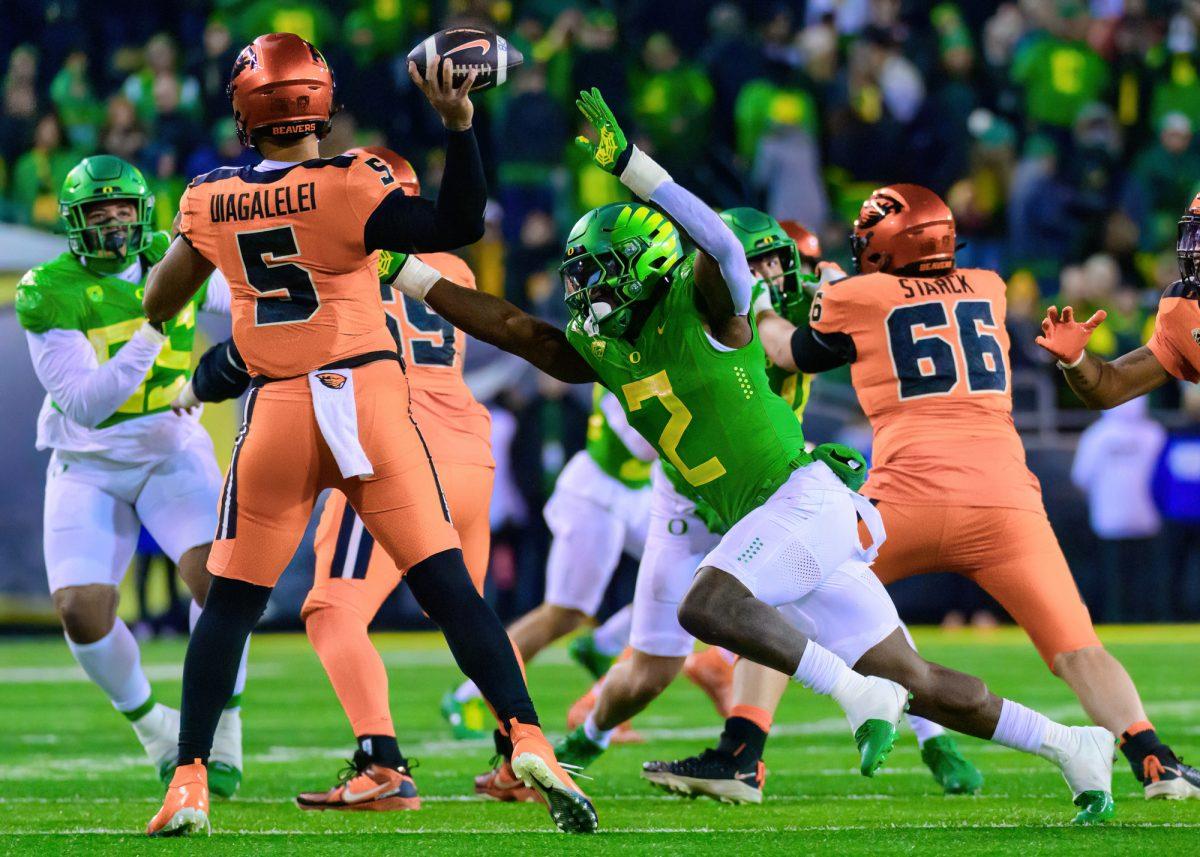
208 761 242 799
855 719 900 777
921 735 983 795
554 725 607 772
568 634 616 681
440 688 490 740
1072 790 1115 824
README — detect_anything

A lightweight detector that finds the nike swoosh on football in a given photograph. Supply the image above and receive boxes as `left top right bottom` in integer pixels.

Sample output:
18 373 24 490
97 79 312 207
444 39 492 57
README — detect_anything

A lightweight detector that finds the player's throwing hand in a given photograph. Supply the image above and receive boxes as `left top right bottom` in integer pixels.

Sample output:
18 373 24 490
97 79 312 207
574 87 629 174
1035 305 1107 366
408 55 478 131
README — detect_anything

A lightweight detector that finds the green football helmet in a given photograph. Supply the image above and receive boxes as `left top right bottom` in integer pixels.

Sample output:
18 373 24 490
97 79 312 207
60 155 154 260
561 202 684 338
720 206 812 324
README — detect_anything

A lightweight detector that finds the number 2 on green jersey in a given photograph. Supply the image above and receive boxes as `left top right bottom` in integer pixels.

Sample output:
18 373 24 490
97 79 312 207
621 370 726 487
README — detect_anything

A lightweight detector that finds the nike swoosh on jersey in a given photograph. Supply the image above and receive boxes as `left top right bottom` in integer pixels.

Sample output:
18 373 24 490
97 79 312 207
444 39 492 57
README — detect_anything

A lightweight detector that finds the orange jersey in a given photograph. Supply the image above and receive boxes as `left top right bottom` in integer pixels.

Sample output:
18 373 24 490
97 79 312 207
1147 280 1200 383
178 153 399 378
379 251 493 468
810 268 1042 511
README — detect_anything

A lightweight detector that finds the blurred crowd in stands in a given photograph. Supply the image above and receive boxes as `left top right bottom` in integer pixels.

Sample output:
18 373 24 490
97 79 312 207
3 0 1200 623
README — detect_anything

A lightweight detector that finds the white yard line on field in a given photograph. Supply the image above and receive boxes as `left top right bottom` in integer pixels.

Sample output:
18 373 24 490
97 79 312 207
6 823 1200 836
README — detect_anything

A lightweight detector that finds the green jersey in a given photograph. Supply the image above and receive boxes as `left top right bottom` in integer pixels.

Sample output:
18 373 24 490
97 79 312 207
585 384 652 489
15 231 207 428
566 254 811 530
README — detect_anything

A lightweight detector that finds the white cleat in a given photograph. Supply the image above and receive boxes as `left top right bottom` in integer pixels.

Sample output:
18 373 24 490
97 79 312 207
1042 725 1116 824
131 703 180 785
831 673 908 776
209 708 244 798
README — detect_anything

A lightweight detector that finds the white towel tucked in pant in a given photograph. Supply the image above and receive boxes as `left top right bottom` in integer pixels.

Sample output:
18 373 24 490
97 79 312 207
308 369 373 479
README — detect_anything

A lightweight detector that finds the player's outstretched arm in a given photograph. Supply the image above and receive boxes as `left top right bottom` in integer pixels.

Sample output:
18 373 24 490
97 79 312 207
1036 305 1171 408
364 57 486 255
574 87 754 346
393 256 597 384
144 236 214 325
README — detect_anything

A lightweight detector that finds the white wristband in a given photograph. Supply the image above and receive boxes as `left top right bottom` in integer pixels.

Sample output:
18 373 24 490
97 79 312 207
1057 350 1086 370
752 288 774 318
393 255 441 300
619 146 672 200
136 322 168 346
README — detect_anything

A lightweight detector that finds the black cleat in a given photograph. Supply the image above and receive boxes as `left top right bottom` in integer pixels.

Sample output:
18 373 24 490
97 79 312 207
1143 752 1200 800
641 748 765 804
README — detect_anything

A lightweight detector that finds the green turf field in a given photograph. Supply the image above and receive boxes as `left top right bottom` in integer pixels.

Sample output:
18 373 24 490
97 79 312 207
2 626 1198 855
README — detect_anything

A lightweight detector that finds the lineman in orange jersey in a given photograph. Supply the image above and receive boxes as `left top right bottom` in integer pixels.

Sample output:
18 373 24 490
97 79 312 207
762 183 1199 800
142 33 595 836
299 149 497 810
1037 191 1200 409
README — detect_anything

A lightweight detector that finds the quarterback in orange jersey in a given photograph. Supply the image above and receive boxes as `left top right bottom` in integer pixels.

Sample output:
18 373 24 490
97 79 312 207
760 183 1199 800
1037 191 1200 407
140 33 594 836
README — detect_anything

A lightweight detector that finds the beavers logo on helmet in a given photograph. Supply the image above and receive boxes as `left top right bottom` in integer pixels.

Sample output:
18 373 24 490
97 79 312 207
316 372 347 389
857 194 905 229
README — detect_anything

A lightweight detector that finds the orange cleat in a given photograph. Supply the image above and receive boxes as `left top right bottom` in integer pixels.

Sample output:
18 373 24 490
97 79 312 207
507 720 598 833
296 751 421 811
474 758 541 803
683 647 734 719
146 760 210 837
566 687 643 744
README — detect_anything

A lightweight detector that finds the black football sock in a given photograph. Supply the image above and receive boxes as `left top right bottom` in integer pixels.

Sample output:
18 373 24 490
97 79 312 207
406 549 538 727
493 728 514 762
177 576 271 765
1120 723 1175 783
357 734 403 769
716 715 769 763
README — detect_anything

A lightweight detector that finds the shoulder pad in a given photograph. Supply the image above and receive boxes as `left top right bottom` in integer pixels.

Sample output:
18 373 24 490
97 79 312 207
14 261 74 333
1161 280 1200 302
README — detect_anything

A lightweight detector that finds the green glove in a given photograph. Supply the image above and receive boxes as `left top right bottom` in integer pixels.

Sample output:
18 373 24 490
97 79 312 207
574 87 630 175
812 442 869 492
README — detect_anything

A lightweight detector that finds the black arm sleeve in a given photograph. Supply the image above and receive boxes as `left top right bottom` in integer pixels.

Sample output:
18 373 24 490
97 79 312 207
192 338 251 404
363 128 486 253
790 324 856 373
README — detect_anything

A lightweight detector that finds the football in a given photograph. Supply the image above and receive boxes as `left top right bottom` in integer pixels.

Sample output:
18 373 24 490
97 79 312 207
407 27 523 92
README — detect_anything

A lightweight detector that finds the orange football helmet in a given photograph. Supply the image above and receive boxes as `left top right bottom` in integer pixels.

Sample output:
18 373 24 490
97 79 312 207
850 184 955 276
1178 191 1200 283
349 146 420 196
228 33 336 147
779 219 821 268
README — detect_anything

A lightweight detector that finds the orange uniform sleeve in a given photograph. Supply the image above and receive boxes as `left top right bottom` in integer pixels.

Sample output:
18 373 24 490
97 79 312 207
810 275 866 338
1147 283 1200 383
344 154 404 232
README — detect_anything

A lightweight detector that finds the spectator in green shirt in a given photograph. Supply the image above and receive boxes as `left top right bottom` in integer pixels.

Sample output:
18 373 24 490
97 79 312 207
11 111 76 229
1010 3 1108 129
1149 50 1200 132
1131 112 1200 251
121 34 202 128
49 51 103 152
629 32 713 172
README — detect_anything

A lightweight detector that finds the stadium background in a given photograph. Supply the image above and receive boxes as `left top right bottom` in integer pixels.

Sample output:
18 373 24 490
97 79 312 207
1 0 1199 634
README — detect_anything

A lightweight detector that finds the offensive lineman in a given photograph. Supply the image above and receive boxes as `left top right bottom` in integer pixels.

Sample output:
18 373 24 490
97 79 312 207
762 182 1198 801
16 155 246 796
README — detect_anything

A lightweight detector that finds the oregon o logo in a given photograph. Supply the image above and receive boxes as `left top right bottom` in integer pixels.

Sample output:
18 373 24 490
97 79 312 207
667 518 688 535
629 351 642 364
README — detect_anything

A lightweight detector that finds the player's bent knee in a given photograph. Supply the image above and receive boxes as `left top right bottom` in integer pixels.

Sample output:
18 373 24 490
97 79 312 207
1051 644 1110 678
539 603 589 633
53 584 118 644
177 542 213 606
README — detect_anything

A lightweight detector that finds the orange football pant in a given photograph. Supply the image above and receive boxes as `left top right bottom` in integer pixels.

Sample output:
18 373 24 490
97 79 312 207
304 462 493 737
864 501 1101 666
